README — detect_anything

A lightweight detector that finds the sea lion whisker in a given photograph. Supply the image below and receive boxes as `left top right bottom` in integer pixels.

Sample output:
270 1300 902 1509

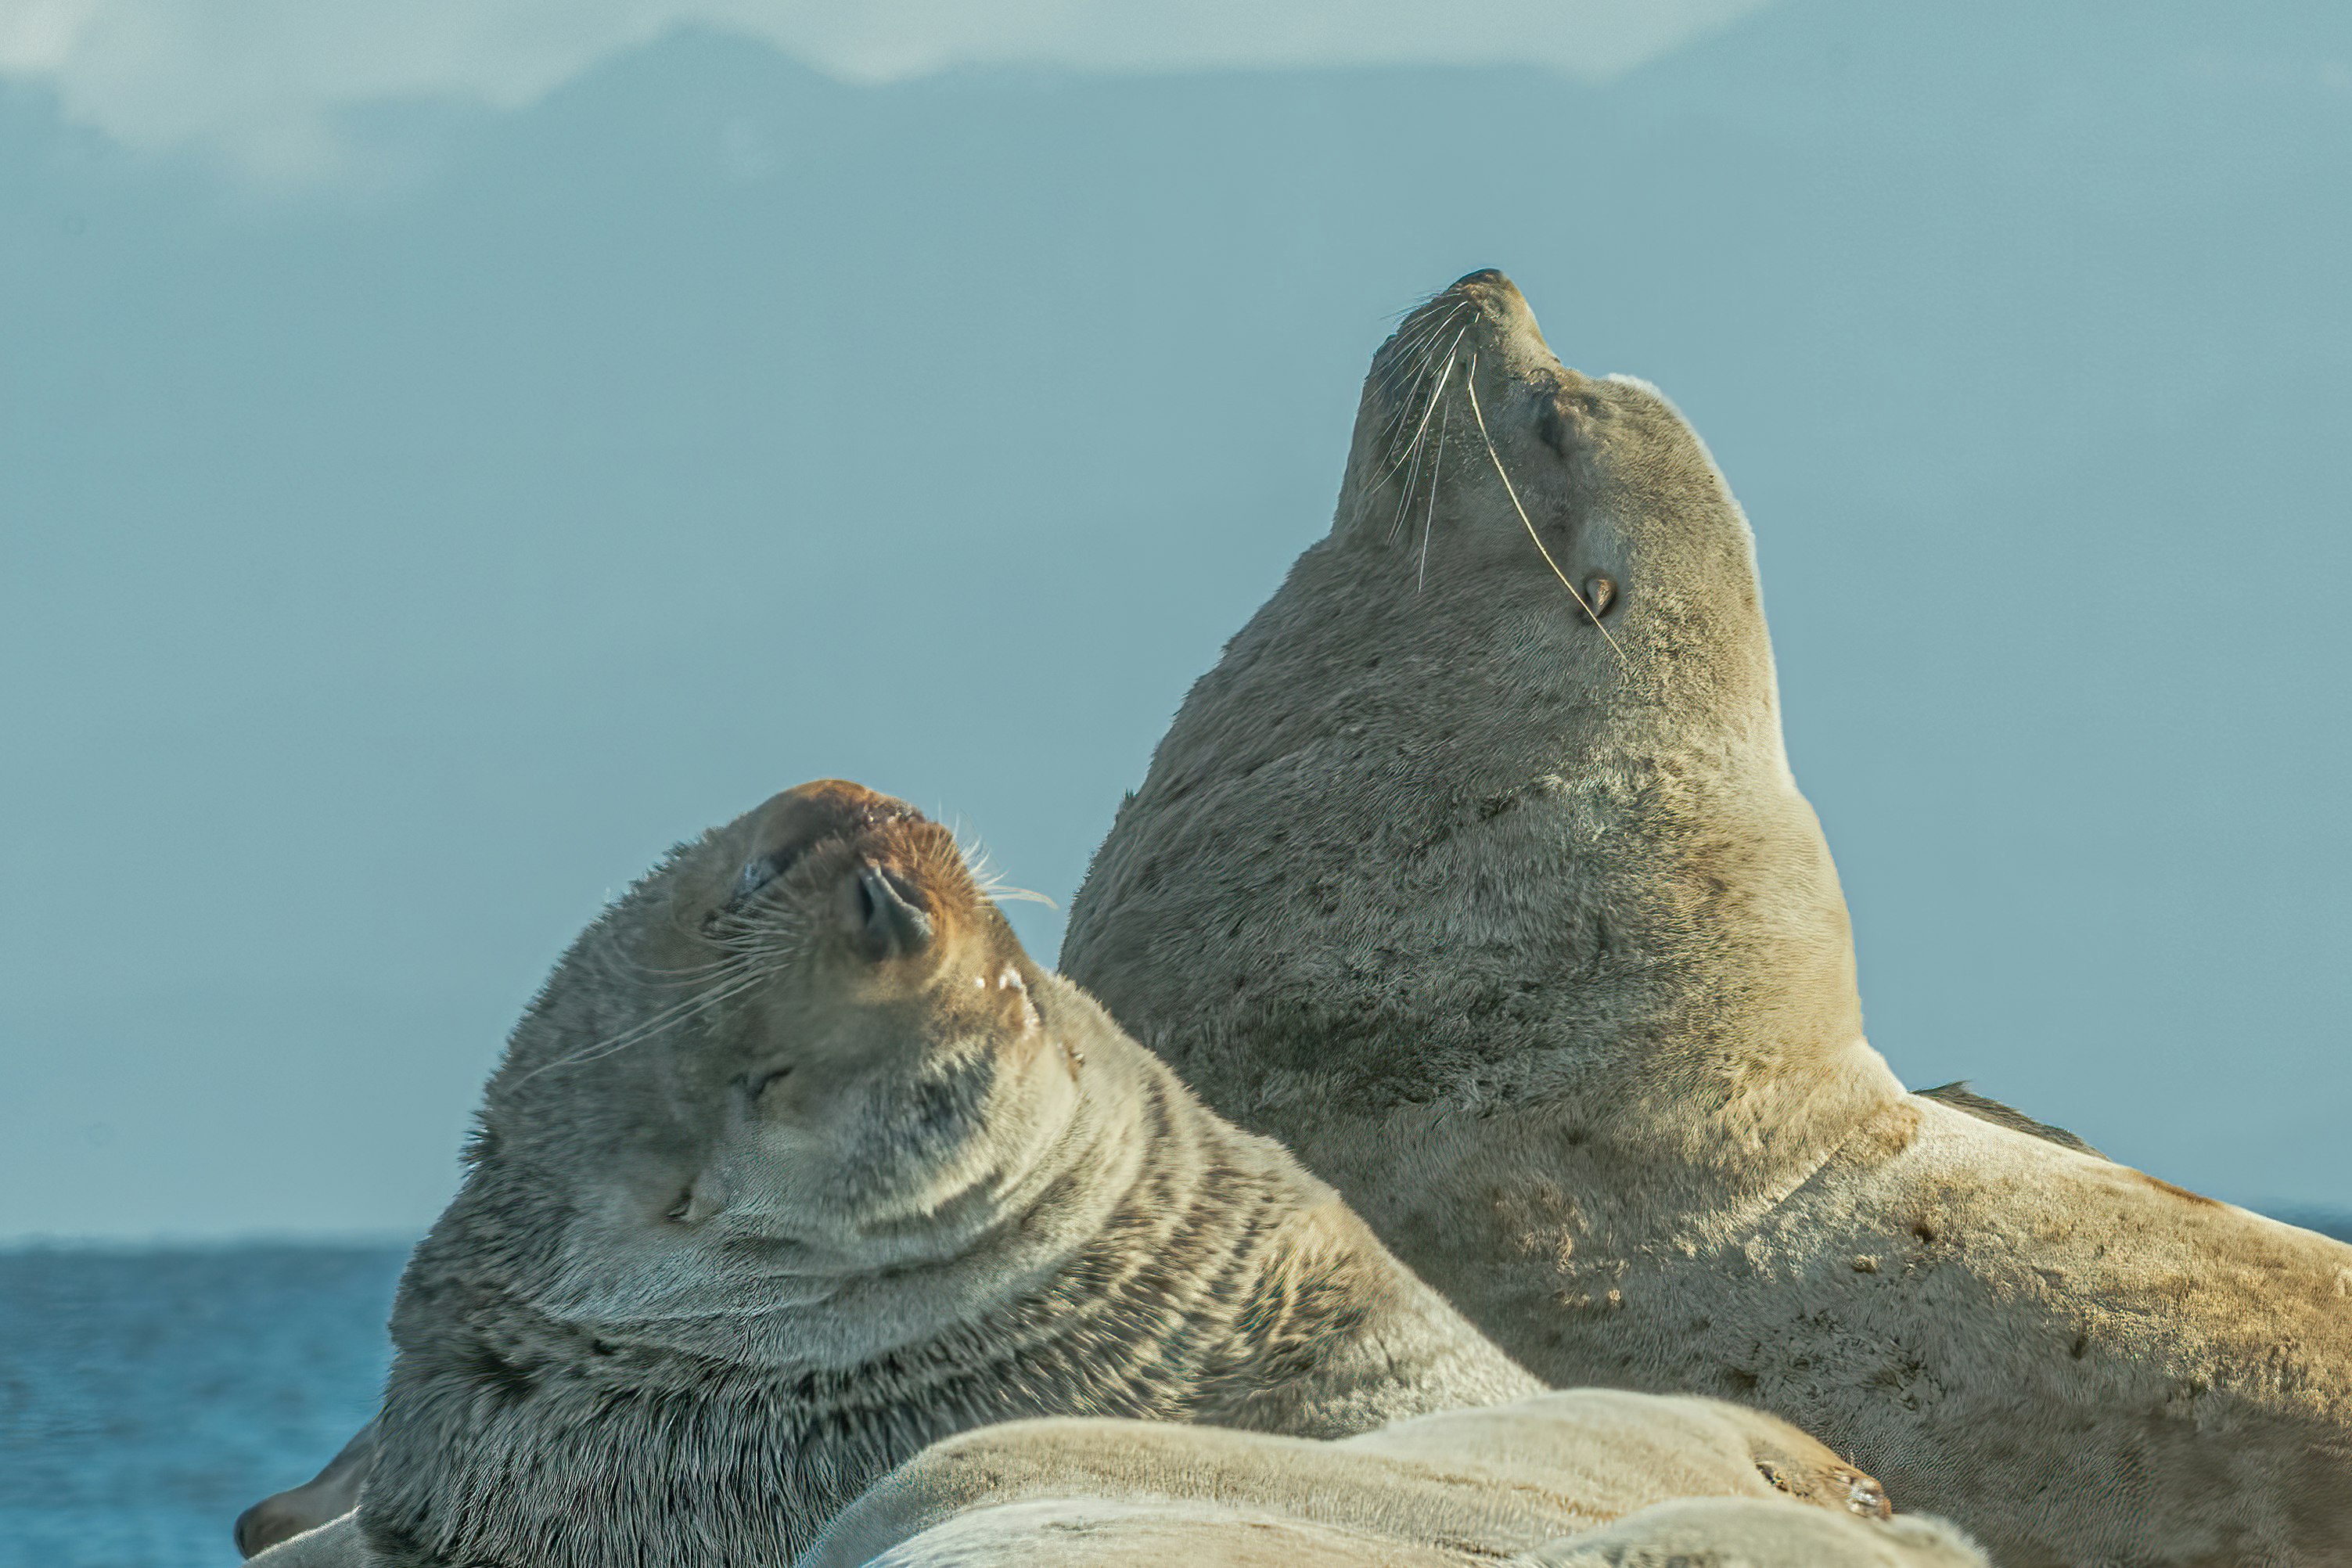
547 970 770 1075
1380 322 1473 479
1381 329 1473 547
1371 302 1466 401
1463 354 1626 666
1388 403 1434 545
1351 324 1466 532
619 950 758 984
706 886 821 945
1379 288 1448 326
954 832 1043 907
958 843 1059 910
1385 365 1448 541
1376 387 1438 521
569 963 761 1063
1369 305 1469 452
980 885 1058 908
514 968 771 1084
1371 334 1455 433
1418 369 1453 592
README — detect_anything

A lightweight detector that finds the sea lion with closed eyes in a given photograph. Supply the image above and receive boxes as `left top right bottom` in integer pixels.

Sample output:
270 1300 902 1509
1060 268 2352 1567
241 779 1538 1565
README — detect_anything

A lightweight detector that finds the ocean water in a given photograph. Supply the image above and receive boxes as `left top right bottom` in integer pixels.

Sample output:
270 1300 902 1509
0 1245 406 1568
7 1218 2347 1567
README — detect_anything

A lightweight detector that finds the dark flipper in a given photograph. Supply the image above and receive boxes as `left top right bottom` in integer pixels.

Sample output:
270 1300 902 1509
235 1416 378 1558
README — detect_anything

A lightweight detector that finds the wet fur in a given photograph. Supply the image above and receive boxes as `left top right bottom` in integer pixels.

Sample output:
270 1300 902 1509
1062 273 2352 1568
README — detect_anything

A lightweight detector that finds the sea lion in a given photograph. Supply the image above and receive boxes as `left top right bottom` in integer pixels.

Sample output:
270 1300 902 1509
1061 269 2352 1566
246 779 1537 1567
804 1389 1969 1568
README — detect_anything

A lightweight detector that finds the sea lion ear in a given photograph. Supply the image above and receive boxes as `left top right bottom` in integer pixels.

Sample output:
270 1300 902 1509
836 861 934 961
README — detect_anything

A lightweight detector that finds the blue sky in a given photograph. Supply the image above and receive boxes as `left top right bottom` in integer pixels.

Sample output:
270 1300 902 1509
2 0 2348 1239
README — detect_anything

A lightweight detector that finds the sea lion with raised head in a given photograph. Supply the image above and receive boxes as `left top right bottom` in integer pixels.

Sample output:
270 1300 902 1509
1061 269 2352 1566
243 779 1537 1566
804 1388 1973 1568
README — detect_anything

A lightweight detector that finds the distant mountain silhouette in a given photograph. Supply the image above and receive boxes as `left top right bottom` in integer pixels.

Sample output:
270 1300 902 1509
2 2 2344 1237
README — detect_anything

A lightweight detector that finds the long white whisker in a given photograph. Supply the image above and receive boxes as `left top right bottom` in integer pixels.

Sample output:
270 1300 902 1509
1369 304 1468 451
617 948 754 984
1390 400 1433 543
1372 303 1465 401
983 885 1059 908
1463 353 1627 666
1419 370 1451 592
1380 322 1470 487
509 964 766 1086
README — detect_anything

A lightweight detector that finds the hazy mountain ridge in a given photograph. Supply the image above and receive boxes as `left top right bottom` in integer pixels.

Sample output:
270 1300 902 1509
2 2 2344 1239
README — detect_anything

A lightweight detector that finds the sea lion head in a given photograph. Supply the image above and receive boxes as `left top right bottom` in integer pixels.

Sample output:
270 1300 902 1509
466 779 1114 1366
1336 267 1778 742
1063 267 1867 1127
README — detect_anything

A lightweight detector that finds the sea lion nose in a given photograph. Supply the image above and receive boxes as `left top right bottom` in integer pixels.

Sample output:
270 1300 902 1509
1442 267 1547 362
740 781 931 904
841 861 934 960
1450 267 1525 304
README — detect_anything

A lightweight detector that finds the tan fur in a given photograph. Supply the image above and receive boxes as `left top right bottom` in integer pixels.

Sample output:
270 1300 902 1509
804 1390 1976 1568
249 782 1537 1566
1063 270 2352 1567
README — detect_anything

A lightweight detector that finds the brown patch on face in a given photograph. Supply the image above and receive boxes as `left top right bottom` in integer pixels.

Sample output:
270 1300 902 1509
738 780 994 962
752 779 919 849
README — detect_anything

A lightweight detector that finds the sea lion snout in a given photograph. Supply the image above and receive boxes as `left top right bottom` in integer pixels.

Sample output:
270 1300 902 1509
739 779 921 895
1442 266 1549 355
840 861 934 958
733 779 978 958
1448 265 1527 311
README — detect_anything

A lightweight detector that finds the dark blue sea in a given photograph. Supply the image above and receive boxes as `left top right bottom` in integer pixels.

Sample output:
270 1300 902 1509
8 1216 2348 1567
0 1245 406 1568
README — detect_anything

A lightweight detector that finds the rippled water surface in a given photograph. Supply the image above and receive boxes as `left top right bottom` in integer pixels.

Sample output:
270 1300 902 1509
0 1246 405 1568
